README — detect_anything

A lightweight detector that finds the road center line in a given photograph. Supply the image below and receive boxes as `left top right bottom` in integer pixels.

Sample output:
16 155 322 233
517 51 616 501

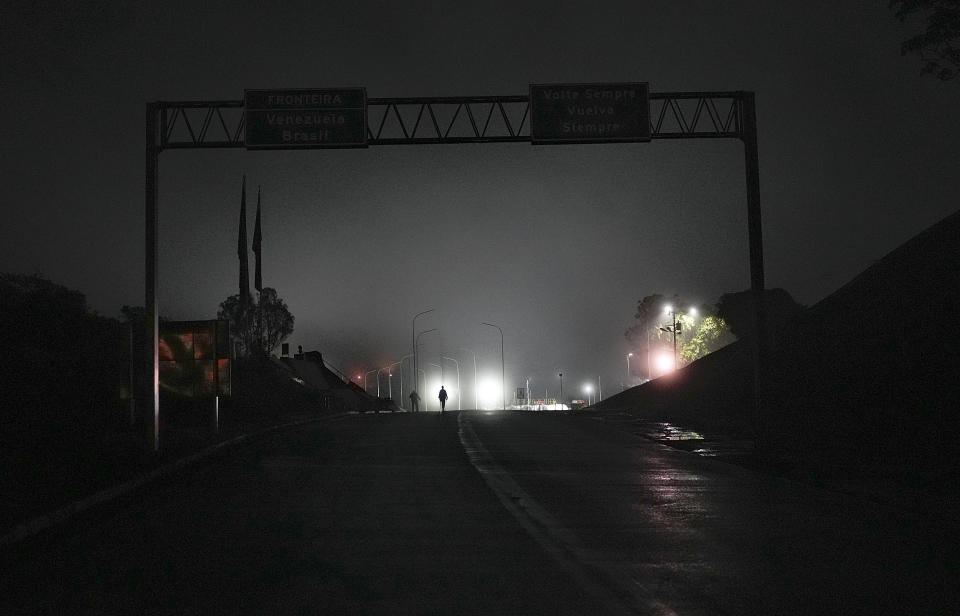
457 412 677 616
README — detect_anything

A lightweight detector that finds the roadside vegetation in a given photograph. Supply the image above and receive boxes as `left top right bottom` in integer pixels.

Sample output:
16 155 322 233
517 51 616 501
0 273 312 535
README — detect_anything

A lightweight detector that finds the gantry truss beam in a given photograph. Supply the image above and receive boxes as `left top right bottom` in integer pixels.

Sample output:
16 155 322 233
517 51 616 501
155 91 748 150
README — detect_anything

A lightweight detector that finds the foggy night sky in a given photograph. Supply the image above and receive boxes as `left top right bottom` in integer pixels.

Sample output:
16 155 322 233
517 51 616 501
2 1 958 399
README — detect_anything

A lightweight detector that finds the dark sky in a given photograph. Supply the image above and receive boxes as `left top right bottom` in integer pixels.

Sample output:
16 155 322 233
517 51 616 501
2 1 957 402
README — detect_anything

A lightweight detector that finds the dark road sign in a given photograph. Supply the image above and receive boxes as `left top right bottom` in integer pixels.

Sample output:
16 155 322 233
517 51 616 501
530 82 650 144
244 88 367 149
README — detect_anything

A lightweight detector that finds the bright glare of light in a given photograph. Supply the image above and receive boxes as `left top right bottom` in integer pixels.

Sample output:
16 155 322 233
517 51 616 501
627 352 633 357
664 304 673 313
689 307 698 316
655 352 675 374
478 378 501 409
583 384 593 394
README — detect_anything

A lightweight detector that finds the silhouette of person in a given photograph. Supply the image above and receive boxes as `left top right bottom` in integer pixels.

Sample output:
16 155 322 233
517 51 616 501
438 386 448 412
409 389 420 412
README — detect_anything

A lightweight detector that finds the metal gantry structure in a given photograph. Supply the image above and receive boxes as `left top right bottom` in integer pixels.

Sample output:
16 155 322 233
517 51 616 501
144 89 764 450
155 91 749 147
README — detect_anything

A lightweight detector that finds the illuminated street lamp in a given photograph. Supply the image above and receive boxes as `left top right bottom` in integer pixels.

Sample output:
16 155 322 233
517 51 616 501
583 383 593 406
661 305 697 370
626 352 633 389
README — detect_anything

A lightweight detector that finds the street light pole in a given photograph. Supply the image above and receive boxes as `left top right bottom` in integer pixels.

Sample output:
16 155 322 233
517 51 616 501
460 348 478 410
662 305 696 371
376 367 386 398
428 362 443 410
647 331 653 381
397 355 413 409
671 309 678 370
416 327 438 404
482 322 505 410
626 352 633 389
364 369 377 394
442 356 461 410
417 368 426 408
389 361 402 400
412 308 435 402
416 329 438 407
558 372 563 408
660 306 680 370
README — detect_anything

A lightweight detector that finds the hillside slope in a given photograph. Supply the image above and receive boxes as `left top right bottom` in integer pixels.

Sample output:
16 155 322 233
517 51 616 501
596 208 960 484
762 208 960 479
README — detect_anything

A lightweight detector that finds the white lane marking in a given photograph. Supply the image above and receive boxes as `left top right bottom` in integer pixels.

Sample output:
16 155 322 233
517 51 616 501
457 412 678 616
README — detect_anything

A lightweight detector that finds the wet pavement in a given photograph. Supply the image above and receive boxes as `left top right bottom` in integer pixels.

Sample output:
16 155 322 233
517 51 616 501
581 411 757 468
462 411 946 614
1 410 949 614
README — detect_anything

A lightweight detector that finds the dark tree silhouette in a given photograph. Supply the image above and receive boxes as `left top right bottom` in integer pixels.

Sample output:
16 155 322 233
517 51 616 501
1 273 127 427
217 294 256 356
217 288 294 357
624 293 672 347
251 288 295 356
890 0 960 81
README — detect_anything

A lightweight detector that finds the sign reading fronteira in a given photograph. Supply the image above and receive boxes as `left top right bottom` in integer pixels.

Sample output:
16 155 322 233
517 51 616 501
529 82 650 144
245 88 367 149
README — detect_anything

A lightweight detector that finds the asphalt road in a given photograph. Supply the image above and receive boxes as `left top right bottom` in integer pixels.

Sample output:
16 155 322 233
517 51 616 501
1 411 946 615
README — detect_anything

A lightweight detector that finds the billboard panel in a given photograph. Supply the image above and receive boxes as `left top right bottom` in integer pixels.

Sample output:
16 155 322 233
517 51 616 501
159 320 231 398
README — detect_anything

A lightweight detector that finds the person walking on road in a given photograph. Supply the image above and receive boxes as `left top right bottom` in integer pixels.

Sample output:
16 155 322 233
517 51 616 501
438 386 448 412
409 389 420 412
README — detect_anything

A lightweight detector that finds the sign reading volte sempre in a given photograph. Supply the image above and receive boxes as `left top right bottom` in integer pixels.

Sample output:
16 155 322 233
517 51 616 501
244 88 367 148
529 82 650 144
